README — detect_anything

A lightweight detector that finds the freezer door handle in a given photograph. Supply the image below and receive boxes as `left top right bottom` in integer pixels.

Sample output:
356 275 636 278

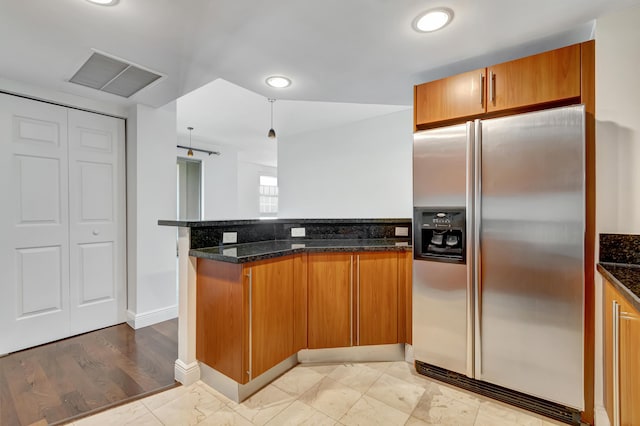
465 121 475 378
473 119 483 378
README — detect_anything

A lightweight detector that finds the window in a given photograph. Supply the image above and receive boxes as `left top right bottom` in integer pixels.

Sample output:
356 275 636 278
259 175 278 215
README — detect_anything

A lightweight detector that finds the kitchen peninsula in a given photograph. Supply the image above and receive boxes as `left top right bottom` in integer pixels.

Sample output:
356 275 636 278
159 218 413 402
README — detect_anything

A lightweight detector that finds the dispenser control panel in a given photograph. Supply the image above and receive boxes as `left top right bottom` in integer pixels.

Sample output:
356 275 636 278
413 207 466 264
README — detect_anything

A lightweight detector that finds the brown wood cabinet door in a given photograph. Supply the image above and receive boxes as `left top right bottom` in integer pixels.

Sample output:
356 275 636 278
604 280 615 425
486 44 580 113
415 68 486 127
196 260 248 384
247 257 295 379
619 297 640 426
308 253 353 349
357 252 398 346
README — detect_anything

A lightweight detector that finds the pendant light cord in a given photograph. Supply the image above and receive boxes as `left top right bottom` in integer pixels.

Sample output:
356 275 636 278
269 98 275 128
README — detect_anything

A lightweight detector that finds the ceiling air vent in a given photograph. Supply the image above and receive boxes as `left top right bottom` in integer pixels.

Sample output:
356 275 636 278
69 51 163 98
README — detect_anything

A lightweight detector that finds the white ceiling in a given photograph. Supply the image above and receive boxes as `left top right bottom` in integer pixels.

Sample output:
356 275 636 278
177 79 409 167
2 0 640 165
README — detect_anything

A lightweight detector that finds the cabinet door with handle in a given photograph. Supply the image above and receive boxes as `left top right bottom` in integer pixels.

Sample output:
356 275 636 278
604 279 640 426
486 44 580 113
619 297 640 426
247 257 295 380
604 281 615 425
415 68 486 128
357 252 398 346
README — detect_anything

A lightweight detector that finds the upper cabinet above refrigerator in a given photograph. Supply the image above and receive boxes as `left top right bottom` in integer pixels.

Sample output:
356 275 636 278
413 43 583 130
414 68 486 127
486 44 580 113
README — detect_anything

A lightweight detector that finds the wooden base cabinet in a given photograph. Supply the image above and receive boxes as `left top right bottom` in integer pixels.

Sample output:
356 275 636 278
196 255 303 384
196 250 411 384
308 251 412 349
604 279 640 426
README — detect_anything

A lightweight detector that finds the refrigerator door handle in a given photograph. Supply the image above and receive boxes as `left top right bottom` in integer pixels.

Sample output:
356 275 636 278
465 121 475 379
473 119 483 378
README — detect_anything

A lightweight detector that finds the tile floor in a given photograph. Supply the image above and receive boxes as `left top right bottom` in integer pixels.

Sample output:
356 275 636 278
65 361 565 426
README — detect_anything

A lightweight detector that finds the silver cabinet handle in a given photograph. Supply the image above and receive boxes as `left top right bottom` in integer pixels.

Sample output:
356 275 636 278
350 255 353 347
92 229 100 236
246 268 253 381
356 254 360 346
480 74 485 106
613 300 620 426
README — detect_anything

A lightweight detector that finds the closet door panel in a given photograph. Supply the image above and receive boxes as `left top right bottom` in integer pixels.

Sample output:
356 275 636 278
0 94 70 354
68 109 126 334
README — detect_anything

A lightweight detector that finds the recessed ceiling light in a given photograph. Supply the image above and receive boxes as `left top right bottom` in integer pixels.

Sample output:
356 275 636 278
86 0 119 5
413 8 453 33
265 76 292 88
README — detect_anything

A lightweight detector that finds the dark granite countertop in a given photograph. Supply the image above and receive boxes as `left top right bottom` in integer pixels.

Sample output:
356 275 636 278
190 238 412 263
159 218 411 228
597 263 640 313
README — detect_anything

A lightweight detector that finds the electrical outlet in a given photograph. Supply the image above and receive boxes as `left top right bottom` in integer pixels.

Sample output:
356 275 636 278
222 232 237 244
395 227 409 237
291 227 306 237
222 247 238 257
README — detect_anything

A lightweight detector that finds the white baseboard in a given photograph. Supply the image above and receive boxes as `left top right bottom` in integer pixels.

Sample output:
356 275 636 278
126 305 178 329
175 359 201 386
594 405 610 426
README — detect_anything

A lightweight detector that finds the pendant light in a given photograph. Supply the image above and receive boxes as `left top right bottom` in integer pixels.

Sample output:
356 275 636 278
187 126 194 156
267 98 276 139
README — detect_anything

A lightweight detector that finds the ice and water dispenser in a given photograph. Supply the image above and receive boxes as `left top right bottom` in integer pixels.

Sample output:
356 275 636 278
413 208 466 263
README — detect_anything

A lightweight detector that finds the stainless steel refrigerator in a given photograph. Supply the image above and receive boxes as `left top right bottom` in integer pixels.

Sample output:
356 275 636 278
412 105 585 412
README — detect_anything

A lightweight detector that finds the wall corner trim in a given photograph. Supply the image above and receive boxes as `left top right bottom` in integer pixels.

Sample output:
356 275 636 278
126 305 178 329
175 359 201 385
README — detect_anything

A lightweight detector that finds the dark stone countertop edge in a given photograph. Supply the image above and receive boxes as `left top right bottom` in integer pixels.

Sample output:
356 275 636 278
190 241 412 264
159 218 411 227
597 263 640 313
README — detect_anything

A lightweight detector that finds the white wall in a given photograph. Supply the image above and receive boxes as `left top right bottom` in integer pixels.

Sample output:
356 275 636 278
596 6 640 235
176 138 240 220
127 103 178 327
593 6 640 424
238 161 277 218
278 109 413 218
175 142 277 220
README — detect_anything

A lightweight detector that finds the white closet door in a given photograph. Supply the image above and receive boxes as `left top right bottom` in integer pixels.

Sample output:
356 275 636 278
0 95 71 354
68 109 125 334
